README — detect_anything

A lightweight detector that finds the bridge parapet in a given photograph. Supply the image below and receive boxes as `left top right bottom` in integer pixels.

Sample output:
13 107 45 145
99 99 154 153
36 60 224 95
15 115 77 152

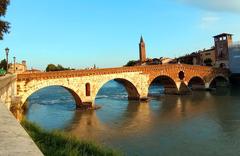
17 64 228 81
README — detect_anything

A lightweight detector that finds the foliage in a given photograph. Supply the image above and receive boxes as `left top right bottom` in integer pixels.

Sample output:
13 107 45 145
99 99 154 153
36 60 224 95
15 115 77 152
0 59 7 70
0 68 6 75
0 0 10 40
46 64 74 72
204 58 213 66
124 60 136 67
21 120 123 156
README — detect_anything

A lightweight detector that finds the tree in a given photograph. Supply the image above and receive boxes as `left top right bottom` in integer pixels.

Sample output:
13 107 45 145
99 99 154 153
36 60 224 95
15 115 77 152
56 64 65 71
125 60 136 67
46 64 74 72
0 0 10 40
46 64 58 72
0 59 7 70
204 58 213 66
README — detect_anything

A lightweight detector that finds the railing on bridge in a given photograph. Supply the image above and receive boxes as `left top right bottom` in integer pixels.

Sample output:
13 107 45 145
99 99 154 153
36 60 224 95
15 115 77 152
17 64 229 81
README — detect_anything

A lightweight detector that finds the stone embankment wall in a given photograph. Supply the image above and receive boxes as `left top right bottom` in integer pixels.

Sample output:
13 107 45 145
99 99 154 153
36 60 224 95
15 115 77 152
0 75 17 109
0 75 43 155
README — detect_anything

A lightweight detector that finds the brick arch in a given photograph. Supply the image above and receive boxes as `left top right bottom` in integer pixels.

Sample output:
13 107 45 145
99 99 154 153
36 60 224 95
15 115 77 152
187 76 206 90
92 77 141 101
208 74 229 88
187 76 205 84
148 75 178 95
20 82 82 108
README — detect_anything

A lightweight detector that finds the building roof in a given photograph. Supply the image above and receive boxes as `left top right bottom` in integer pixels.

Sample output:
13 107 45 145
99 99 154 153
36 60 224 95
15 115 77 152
213 33 233 38
198 48 215 53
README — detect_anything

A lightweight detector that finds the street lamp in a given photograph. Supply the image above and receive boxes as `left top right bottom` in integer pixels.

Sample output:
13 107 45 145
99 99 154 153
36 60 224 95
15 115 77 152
13 56 16 73
5 48 9 73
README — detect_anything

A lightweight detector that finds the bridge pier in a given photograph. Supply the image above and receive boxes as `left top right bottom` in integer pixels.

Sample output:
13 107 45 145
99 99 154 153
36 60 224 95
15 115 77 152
77 102 94 110
164 88 179 95
175 82 191 95
128 95 149 101
127 94 149 101
190 84 206 90
205 83 211 90
139 96 149 101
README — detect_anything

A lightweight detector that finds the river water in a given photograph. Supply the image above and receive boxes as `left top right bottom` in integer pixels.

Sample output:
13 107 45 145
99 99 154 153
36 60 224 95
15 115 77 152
25 81 240 156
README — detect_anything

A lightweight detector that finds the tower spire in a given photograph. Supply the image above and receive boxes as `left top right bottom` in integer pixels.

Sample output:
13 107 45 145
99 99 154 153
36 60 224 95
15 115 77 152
139 35 146 63
140 35 144 43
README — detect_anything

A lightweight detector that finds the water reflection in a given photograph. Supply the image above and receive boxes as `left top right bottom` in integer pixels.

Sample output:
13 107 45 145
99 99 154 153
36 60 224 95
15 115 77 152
64 100 153 142
25 83 240 156
64 110 107 141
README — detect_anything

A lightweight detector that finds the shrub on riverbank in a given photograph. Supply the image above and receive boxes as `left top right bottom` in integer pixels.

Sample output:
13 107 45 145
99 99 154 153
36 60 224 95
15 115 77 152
21 120 122 156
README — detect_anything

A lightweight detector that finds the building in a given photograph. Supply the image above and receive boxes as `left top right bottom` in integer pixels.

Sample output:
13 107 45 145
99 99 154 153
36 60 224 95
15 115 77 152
176 33 236 68
229 42 240 74
160 57 173 64
133 33 237 69
199 48 216 66
178 52 201 65
24 68 41 73
137 36 173 66
214 33 233 68
139 36 147 63
8 60 27 74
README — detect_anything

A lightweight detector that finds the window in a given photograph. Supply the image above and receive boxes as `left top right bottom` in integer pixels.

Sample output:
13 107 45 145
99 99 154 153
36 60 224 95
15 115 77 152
85 83 90 96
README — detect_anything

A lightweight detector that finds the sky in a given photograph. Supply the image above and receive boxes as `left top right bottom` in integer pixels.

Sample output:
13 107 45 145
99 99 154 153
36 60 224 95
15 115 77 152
0 0 240 70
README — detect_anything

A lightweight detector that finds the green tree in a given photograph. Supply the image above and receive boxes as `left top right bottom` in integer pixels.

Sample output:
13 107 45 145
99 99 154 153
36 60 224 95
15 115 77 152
125 60 136 67
56 64 65 71
204 58 213 66
46 64 58 72
0 59 7 70
0 0 10 40
46 64 74 72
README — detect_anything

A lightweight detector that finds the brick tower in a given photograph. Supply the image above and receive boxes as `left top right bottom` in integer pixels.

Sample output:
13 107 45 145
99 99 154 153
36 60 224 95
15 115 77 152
214 33 233 68
139 36 146 63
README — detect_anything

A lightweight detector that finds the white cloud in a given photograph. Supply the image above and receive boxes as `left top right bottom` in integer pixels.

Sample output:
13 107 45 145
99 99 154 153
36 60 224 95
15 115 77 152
178 0 240 13
200 15 220 29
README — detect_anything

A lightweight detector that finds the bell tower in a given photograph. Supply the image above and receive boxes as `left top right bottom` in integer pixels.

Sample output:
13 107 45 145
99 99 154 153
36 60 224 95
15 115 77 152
214 33 233 68
139 36 146 63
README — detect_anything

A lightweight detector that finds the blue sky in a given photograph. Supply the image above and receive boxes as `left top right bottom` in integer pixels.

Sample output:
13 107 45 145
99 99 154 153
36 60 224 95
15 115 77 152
0 0 240 70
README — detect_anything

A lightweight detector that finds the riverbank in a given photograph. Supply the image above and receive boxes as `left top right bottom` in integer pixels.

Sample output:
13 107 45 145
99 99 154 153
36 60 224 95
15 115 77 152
21 120 123 156
0 101 43 155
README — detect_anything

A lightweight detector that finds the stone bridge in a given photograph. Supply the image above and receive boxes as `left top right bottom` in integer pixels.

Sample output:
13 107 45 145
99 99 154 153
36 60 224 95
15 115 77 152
16 64 229 109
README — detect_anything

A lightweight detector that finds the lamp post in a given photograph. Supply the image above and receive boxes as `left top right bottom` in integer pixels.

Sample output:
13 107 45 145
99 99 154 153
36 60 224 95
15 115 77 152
13 56 16 73
5 48 9 73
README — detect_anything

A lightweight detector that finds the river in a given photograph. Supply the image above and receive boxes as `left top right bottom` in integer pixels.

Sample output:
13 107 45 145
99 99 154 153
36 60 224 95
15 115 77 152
25 80 240 156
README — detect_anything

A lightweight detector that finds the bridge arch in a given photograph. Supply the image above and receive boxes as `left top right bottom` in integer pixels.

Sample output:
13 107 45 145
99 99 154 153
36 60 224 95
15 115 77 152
20 83 82 109
209 75 229 88
93 78 140 101
188 76 205 90
148 75 178 95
